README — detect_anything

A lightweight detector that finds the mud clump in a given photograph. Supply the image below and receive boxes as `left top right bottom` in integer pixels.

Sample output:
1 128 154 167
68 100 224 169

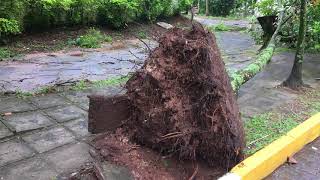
125 23 245 169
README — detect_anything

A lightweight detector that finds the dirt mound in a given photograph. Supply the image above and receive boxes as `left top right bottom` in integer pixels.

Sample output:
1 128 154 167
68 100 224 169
93 129 225 180
125 23 245 169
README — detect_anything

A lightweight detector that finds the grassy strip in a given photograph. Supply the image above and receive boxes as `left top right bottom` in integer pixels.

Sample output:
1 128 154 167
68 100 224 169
14 75 130 99
244 89 320 155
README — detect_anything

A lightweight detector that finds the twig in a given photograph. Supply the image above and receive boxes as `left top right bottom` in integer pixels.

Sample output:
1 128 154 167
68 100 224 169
136 37 152 53
248 134 271 146
128 50 143 61
188 164 199 180
161 132 182 138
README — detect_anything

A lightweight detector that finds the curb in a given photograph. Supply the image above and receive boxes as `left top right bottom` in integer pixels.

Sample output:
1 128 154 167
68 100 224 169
219 112 320 180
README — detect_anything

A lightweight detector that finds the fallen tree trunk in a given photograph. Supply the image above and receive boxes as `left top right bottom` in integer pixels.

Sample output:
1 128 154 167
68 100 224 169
230 10 285 91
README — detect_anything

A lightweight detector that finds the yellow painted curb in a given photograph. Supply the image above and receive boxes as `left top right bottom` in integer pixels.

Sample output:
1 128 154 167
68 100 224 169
228 112 320 180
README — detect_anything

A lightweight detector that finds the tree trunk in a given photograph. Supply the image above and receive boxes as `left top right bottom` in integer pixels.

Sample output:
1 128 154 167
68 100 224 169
205 0 209 16
283 0 306 89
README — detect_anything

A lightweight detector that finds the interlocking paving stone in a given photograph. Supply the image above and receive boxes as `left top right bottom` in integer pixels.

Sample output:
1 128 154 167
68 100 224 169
2 111 53 133
0 97 35 113
0 121 13 139
0 138 34 167
22 127 75 153
45 142 92 173
30 94 70 109
0 156 57 180
64 118 89 138
44 105 87 123
61 91 90 104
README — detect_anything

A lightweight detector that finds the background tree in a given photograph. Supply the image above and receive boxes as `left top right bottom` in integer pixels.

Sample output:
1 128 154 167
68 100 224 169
282 0 307 88
205 0 209 16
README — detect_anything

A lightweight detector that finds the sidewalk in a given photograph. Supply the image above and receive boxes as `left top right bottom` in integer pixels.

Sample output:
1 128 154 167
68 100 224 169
267 137 320 180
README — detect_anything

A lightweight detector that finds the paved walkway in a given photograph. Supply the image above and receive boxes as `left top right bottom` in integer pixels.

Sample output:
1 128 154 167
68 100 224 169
267 137 320 180
0 18 319 179
0 19 258 94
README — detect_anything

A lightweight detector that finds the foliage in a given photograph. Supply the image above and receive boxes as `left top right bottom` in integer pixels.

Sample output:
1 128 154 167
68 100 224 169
178 0 192 12
137 31 147 39
255 0 279 16
98 0 139 29
209 23 231 31
75 28 107 48
139 0 178 22
0 47 12 59
198 0 235 16
279 3 320 51
0 0 182 39
0 18 21 41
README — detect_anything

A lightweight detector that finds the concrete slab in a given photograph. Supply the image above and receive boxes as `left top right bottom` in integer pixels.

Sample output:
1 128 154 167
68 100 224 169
2 111 53 133
0 97 35 113
45 142 92 173
0 156 57 180
0 138 34 167
44 105 87 123
30 94 70 109
0 121 13 139
22 127 75 153
64 118 89 138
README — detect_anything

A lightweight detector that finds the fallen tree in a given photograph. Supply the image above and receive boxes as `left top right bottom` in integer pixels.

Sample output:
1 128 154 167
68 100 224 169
229 10 285 91
124 23 245 169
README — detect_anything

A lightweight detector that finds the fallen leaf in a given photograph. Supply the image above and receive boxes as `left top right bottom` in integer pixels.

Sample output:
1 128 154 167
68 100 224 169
311 146 318 151
287 156 298 164
4 112 12 116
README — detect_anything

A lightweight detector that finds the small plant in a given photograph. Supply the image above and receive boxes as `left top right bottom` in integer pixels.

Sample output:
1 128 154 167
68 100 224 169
0 47 12 60
208 23 230 32
105 35 113 43
72 80 89 91
76 28 106 48
137 31 147 39
15 90 33 99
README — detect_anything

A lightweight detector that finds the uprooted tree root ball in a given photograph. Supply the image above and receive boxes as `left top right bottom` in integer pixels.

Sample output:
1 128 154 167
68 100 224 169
125 23 245 169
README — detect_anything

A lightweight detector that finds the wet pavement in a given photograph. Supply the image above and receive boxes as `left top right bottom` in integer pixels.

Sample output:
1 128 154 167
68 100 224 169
0 18 319 179
0 20 259 94
266 137 320 180
195 16 250 29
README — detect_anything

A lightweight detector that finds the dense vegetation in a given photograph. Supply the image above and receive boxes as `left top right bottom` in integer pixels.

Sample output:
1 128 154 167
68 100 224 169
0 0 192 42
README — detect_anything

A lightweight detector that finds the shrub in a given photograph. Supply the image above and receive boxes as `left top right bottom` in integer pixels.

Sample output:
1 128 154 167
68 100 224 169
178 0 192 12
0 18 21 42
0 47 12 60
98 0 139 29
68 0 98 25
76 28 107 48
139 0 176 22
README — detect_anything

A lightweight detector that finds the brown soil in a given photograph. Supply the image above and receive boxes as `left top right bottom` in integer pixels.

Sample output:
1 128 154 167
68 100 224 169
124 22 245 169
92 129 225 180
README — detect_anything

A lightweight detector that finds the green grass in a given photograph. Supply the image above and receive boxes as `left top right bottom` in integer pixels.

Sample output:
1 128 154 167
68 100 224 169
244 89 320 156
208 23 231 31
71 76 129 91
244 113 298 155
75 28 112 48
137 31 147 39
